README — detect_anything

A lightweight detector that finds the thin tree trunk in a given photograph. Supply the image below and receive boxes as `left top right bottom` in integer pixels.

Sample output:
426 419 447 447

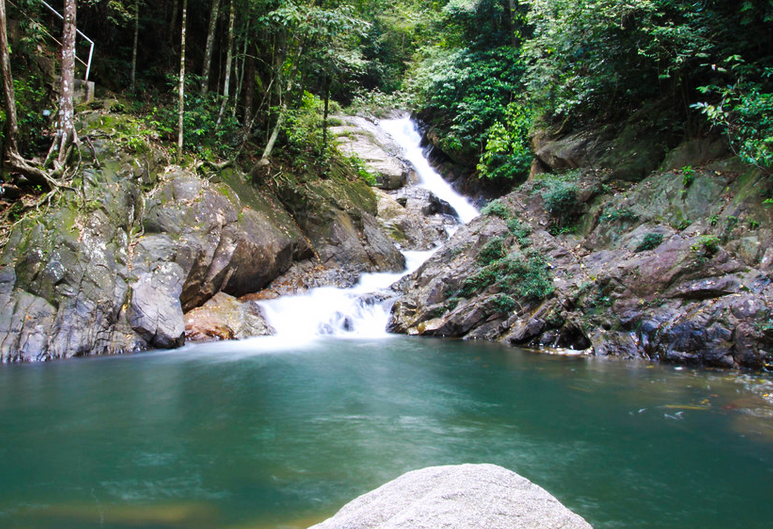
46 0 77 170
200 0 221 95
241 52 255 126
1 0 19 157
232 17 249 118
130 0 139 91
177 0 187 164
168 0 179 47
216 0 235 125
322 75 329 153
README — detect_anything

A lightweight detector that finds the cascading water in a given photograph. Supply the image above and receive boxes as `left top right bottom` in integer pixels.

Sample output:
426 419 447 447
258 117 478 340
379 117 479 224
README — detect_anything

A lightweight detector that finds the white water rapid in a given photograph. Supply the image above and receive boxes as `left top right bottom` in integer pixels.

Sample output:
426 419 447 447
257 117 479 343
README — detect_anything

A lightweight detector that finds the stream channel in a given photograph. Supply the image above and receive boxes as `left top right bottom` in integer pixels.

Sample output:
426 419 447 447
0 119 772 529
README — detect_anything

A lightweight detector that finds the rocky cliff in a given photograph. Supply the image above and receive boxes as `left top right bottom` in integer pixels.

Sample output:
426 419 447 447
390 127 773 369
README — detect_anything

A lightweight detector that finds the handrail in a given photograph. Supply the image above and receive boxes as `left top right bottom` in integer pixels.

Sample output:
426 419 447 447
37 0 95 81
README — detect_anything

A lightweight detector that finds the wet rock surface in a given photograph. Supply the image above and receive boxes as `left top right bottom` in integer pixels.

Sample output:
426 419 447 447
184 292 275 341
309 464 593 529
330 115 412 190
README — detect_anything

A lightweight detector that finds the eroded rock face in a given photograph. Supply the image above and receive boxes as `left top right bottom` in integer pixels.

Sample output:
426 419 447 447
388 157 773 369
309 464 593 529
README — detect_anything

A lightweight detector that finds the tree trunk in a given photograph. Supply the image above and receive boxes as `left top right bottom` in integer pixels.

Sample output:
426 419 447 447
168 0 179 47
1 0 19 157
241 52 255 126
130 0 139 92
216 0 235 125
232 17 249 118
46 0 77 170
177 0 187 164
322 75 329 153
200 0 220 95
1 0 50 185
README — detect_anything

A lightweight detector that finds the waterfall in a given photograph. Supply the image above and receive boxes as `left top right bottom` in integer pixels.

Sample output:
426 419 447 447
258 118 479 341
379 117 479 224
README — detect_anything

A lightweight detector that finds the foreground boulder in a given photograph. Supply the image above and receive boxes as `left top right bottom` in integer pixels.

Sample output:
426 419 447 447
309 464 592 529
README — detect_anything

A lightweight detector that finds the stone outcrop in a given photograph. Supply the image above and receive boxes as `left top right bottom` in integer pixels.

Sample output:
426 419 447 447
0 110 405 361
309 464 593 529
184 292 274 341
331 115 412 190
388 139 773 369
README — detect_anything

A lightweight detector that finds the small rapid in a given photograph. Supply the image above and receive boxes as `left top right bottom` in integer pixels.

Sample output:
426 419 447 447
257 250 434 341
257 117 479 340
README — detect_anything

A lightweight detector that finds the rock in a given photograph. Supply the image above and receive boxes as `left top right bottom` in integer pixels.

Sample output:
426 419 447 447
388 148 773 368
309 464 593 529
374 188 454 250
128 263 186 348
331 116 410 189
185 292 275 341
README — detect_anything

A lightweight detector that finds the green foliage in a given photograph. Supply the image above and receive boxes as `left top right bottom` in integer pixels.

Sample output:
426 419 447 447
682 166 695 187
694 65 773 171
690 235 721 257
599 207 639 224
150 75 241 158
635 232 664 252
480 199 531 245
539 176 580 226
9 75 49 154
492 293 517 314
477 102 533 181
285 91 329 160
459 248 554 303
477 236 508 266
480 199 510 218
346 154 377 186
410 46 525 159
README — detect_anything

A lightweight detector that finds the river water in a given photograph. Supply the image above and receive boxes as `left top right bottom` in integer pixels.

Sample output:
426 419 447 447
1 120 772 529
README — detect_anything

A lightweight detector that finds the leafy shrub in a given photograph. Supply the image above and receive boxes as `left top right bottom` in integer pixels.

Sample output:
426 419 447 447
539 177 580 226
600 207 639 224
480 199 510 218
690 235 721 257
635 232 664 252
477 236 508 266
477 102 533 182
492 293 517 314
694 65 773 172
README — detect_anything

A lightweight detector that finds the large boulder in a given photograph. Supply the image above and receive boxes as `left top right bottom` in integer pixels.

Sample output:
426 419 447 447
184 292 274 341
331 116 411 190
309 464 593 529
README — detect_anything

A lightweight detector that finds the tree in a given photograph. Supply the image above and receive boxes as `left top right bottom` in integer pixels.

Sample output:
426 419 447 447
45 0 78 171
1 0 48 186
177 0 187 163
200 0 221 95
216 0 236 124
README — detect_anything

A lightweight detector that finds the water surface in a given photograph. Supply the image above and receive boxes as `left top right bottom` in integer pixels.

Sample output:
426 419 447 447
1 338 771 529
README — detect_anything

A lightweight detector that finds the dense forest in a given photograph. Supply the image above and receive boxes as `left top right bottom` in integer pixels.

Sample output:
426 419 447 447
1 0 771 198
